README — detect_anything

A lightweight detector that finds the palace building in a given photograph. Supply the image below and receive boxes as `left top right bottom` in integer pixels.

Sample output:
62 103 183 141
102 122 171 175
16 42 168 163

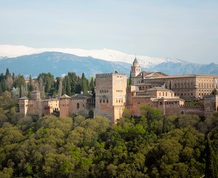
19 58 218 123
130 58 218 101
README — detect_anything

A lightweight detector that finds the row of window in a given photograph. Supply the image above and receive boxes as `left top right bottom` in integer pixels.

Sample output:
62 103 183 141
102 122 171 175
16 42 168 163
198 83 214 88
139 86 153 90
178 93 193 96
116 99 123 103
158 92 173 97
77 103 84 109
159 101 178 105
100 90 109 93
174 83 194 88
116 76 123 78
199 93 210 96
100 100 109 103
197 79 213 82
99 99 124 103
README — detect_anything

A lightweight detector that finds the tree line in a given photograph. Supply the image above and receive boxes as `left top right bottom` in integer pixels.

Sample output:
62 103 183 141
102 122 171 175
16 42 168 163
0 69 95 99
0 91 218 177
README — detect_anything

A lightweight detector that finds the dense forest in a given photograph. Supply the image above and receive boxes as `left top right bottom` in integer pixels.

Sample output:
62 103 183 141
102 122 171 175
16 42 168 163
0 91 217 177
0 69 218 177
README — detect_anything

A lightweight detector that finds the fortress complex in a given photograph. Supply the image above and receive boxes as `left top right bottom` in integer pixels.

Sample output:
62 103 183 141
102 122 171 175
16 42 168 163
19 58 218 124
131 58 218 101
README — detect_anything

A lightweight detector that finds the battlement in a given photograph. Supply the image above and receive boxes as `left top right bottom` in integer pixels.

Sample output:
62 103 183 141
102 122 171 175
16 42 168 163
96 73 126 78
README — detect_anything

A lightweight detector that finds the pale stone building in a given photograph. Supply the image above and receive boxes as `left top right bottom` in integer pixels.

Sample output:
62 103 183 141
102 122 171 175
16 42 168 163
130 59 218 100
126 85 185 117
95 73 127 124
19 90 59 117
59 93 95 117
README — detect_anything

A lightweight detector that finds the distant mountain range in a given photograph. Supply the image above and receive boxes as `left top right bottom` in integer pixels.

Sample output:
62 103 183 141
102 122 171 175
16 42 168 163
0 52 131 78
0 45 217 77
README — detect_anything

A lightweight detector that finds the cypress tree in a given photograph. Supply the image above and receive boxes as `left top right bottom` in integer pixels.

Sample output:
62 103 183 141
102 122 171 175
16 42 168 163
205 132 218 178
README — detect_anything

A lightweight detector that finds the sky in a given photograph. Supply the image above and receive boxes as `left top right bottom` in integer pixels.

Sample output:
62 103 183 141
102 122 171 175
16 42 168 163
0 0 218 64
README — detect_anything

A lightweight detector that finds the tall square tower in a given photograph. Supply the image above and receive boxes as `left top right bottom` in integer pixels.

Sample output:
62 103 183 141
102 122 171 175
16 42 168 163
95 73 127 124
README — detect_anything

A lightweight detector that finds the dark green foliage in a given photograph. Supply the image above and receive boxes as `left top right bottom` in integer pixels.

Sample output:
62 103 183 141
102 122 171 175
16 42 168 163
211 89 218 96
205 127 218 178
0 70 95 100
37 72 55 97
0 91 218 177
62 72 94 96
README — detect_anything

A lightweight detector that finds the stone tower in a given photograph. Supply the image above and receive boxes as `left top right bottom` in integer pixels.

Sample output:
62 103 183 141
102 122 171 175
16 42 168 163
95 73 127 124
130 58 141 85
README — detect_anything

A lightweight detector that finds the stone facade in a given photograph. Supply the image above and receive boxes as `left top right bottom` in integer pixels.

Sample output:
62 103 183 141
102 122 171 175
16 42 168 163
59 94 71 117
19 91 59 117
131 61 218 101
59 93 95 117
19 59 218 122
126 86 185 117
70 93 95 117
95 73 127 124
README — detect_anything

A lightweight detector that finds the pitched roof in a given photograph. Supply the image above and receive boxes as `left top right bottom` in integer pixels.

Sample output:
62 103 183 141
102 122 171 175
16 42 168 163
147 87 170 91
133 57 140 66
137 71 168 78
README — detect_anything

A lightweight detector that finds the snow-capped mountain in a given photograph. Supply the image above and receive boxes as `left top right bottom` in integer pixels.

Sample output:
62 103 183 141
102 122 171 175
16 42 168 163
0 52 131 77
0 45 217 77
0 45 181 68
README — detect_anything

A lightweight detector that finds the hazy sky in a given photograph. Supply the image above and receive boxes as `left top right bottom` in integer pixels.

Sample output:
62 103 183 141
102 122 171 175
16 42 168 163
0 0 217 64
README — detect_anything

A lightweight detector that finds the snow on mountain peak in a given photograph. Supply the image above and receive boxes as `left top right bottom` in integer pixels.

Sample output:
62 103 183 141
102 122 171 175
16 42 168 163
0 45 181 68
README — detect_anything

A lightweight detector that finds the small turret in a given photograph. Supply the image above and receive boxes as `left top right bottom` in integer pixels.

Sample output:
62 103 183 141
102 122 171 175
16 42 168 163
130 57 141 84
133 57 140 67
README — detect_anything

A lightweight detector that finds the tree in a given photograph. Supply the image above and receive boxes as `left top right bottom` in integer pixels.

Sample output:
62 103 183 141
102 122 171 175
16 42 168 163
37 73 54 97
13 75 26 98
57 77 62 99
28 75 34 92
81 73 88 93
89 77 95 93
205 128 218 178
5 68 10 77
211 89 218 96
6 75 13 90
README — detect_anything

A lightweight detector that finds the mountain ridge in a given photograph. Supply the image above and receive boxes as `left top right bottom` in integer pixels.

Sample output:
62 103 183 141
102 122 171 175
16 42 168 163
0 45 185 68
0 52 131 78
0 45 217 77
0 51 217 78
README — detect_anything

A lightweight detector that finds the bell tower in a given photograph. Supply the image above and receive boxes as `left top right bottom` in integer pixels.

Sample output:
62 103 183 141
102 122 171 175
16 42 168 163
130 57 141 84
